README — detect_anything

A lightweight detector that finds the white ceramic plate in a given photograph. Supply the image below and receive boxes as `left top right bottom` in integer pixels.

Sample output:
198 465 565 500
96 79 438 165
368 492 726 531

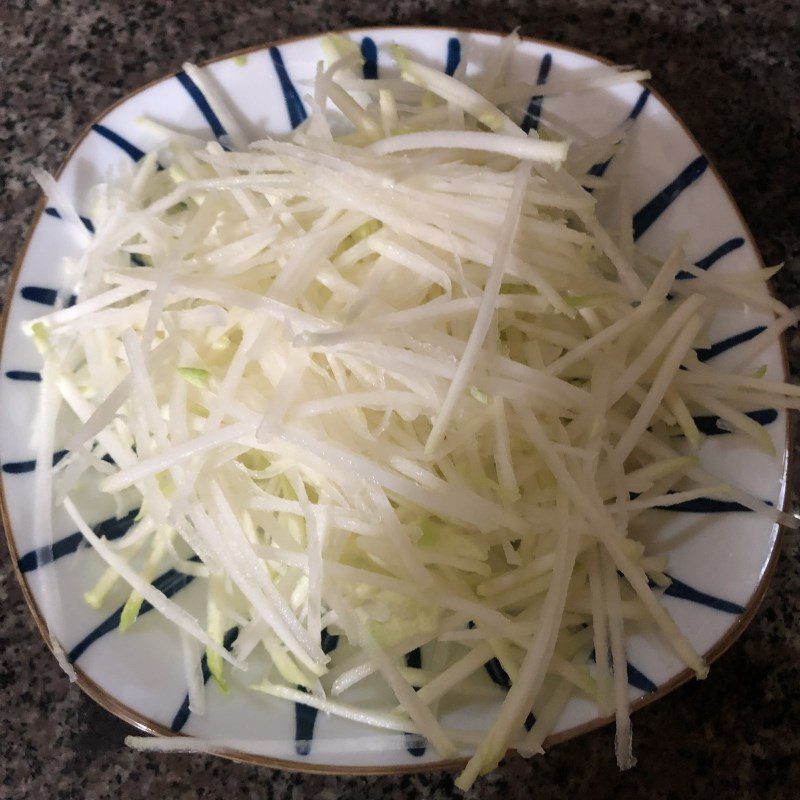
0 27 790 773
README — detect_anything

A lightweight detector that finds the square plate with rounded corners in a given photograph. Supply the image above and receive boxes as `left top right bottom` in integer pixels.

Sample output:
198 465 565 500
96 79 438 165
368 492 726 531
0 26 790 774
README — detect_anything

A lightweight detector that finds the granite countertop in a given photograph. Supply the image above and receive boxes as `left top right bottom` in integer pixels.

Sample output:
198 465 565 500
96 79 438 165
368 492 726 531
1 1 799 797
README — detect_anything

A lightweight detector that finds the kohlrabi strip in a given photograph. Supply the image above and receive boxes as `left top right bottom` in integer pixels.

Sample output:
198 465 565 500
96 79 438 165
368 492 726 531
28 34 798 791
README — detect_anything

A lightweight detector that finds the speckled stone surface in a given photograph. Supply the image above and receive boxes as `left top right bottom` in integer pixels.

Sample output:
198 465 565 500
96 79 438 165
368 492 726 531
1 1 799 798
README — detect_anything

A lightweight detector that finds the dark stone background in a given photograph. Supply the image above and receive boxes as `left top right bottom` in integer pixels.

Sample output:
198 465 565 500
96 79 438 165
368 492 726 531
1 1 798 797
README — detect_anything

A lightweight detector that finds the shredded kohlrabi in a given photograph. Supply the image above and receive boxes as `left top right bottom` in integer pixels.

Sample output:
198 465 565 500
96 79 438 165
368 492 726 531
28 32 800 789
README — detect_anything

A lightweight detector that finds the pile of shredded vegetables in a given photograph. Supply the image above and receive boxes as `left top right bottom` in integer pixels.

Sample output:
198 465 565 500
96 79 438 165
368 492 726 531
29 33 800 789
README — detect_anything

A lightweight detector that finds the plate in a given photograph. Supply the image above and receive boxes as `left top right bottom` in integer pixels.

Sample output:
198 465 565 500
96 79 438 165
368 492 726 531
0 26 790 773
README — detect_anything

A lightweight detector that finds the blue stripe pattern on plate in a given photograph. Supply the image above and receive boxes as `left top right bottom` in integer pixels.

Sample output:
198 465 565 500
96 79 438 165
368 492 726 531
625 661 657 693
470 622 533 726
269 47 307 130
472 625 572 730
17 507 139 573
21 285 58 305
20 285 76 307
627 88 651 121
176 70 227 139
67 558 200 663
403 647 426 756
521 53 553 134
2 449 68 474
294 628 340 755
5 370 42 382
693 408 777 435
629 487 761 514
480 656 540 731
483 652 511 689
589 650 657 694
655 496 754 513
445 37 461 76
663 574 745 614
170 626 241 732
91 124 146 162
361 37 378 79
676 237 745 280
44 206 95 233
632 156 708 241
695 326 765 362
587 89 651 179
